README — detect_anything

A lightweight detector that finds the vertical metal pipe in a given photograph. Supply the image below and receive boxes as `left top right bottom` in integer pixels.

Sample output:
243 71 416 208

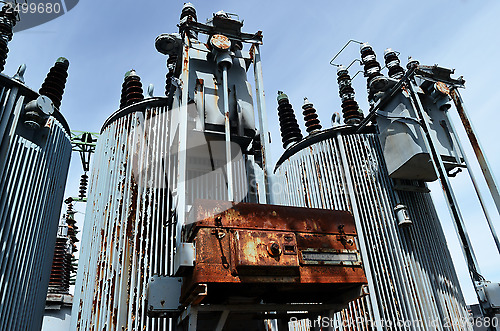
252 44 272 203
174 39 191 273
407 82 493 328
222 65 233 202
0 87 18 183
449 89 500 232
408 81 481 279
443 111 500 254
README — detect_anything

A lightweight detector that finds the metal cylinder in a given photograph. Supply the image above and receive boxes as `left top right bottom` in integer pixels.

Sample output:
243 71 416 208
277 91 303 149
0 73 72 331
72 100 173 331
274 127 472 330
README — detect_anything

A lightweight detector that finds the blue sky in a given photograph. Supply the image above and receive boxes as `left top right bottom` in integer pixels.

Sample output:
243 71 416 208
5 0 500 304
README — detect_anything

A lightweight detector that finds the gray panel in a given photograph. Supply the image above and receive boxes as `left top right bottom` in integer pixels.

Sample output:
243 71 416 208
377 91 463 181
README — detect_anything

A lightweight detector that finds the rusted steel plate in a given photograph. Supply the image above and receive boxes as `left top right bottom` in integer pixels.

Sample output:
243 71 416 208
182 200 366 306
187 200 357 237
233 230 299 271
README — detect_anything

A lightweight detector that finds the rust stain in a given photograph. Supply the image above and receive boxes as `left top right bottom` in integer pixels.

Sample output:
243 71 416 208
449 89 489 190
126 178 138 238
181 200 366 305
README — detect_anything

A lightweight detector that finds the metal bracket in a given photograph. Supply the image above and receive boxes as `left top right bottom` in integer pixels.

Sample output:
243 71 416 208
173 242 196 276
329 39 364 67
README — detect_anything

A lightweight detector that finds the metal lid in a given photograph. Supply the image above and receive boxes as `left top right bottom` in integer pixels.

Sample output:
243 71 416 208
210 34 231 51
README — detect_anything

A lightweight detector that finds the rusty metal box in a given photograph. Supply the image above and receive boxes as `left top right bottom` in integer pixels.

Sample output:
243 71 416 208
233 230 299 273
180 200 367 306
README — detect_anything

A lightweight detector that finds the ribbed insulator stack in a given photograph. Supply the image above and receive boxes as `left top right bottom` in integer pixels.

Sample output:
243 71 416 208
302 98 322 134
0 5 16 72
79 173 88 199
119 70 144 108
64 202 78 286
277 91 302 149
384 48 405 80
165 55 177 96
39 57 69 110
360 43 382 102
48 236 71 294
65 204 77 243
179 2 198 40
337 66 363 125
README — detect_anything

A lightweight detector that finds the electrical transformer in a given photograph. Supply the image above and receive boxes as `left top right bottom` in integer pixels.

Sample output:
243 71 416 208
0 8 73 329
72 3 500 331
274 126 471 329
72 4 368 331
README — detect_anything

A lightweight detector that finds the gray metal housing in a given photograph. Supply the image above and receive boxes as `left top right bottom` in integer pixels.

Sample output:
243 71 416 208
274 127 472 330
377 90 463 181
188 43 256 132
0 73 72 330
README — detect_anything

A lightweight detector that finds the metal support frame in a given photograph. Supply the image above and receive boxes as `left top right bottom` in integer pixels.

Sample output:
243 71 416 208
70 130 99 172
252 44 272 204
407 81 481 279
221 66 234 202
215 310 230 331
406 79 498 328
443 112 500 254
449 89 500 231
177 302 348 331
174 36 191 275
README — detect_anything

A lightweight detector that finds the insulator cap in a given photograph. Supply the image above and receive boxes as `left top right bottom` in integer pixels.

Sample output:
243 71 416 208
407 56 420 69
179 2 198 39
181 2 197 21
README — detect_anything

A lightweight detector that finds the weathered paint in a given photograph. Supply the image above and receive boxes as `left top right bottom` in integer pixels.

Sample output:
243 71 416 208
71 95 254 330
274 127 472 330
0 73 72 331
182 200 366 307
